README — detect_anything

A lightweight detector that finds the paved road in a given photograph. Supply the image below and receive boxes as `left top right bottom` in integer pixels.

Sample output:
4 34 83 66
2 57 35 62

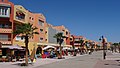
34 51 102 68
0 51 120 68
34 51 120 68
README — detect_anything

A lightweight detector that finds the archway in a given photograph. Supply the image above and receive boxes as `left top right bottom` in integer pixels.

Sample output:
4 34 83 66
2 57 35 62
36 47 42 58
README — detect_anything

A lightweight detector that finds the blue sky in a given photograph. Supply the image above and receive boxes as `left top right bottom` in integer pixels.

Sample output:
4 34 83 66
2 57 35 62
9 0 120 43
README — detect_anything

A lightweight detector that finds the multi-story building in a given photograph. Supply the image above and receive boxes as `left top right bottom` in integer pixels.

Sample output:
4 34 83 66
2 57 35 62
70 35 85 49
0 0 14 57
46 24 59 44
53 25 71 46
13 5 47 55
0 0 47 57
0 0 72 58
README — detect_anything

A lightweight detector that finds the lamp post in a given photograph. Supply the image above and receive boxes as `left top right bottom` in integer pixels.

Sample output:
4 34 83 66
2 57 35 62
99 36 106 59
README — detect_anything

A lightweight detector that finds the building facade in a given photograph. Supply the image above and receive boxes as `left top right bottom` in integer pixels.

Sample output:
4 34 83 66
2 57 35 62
0 0 14 58
70 35 86 49
0 0 74 59
53 25 71 46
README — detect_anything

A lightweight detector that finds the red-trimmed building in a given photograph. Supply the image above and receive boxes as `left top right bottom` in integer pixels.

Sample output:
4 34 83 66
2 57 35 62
0 0 14 57
70 35 86 49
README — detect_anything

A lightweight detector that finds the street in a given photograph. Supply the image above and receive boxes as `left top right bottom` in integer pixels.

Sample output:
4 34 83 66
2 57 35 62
0 51 120 68
34 51 120 68
34 51 101 68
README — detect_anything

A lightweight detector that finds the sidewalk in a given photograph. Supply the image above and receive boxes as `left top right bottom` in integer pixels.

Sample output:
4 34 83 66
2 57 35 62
0 55 82 68
106 51 120 60
94 51 120 68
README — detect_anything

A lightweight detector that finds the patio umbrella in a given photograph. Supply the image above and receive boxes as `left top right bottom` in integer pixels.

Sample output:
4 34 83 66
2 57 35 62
43 46 56 50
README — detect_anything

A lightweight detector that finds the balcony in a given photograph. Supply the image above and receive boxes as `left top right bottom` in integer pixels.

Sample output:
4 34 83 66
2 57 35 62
0 41 11 44
0 7 10 18
0 27 12 33
0 38 11 45
74 43 80 45
74 39 80 41
0 13 10 18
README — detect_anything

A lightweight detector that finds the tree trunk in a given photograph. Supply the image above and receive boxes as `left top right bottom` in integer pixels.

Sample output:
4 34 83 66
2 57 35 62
115 45 117 52
73 45 76 56
118 45 120 53
25 36 29 66
59 43 62 59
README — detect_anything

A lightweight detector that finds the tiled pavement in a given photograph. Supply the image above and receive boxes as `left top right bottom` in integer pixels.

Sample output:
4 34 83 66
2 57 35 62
0 51 120 68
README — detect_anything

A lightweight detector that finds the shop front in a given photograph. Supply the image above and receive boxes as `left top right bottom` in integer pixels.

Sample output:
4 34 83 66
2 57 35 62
0 44 25 62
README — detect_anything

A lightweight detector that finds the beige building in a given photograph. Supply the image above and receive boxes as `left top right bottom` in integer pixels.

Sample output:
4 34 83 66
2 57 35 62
13 5 47 54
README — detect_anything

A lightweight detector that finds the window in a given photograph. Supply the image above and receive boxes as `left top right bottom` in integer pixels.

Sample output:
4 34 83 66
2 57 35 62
45 31 47 34
32 18 34 20
45 39 47 41
62 30 65 32
29 17 31 19
16 36 24 41
80 38 83 40
0 23 11 28
0 35 8 41
40 29 43 33
0 24 4 28
38 20 44 26
16 11 25 21
5 24 8 28
40 38 43 42
75 38 79 41
66 31 68 35
45 31 47 33
0 24 2 28
0 7 9 16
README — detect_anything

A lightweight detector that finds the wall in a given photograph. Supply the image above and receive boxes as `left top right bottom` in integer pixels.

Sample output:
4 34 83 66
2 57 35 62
48 27 57 44
14 5 28 23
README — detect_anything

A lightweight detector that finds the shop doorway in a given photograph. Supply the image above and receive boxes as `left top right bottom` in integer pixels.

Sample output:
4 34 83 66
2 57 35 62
36 47 42 58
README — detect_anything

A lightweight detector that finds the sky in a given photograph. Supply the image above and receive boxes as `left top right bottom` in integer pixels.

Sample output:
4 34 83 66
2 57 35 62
9 0 120 43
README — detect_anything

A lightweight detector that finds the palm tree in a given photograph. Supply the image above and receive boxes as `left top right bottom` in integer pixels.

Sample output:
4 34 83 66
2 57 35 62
54 32 66 59
79 39 84 54
113 43 118 52
13 23 39 66
119 42 120 53
85 41 89 53
79 39 84 47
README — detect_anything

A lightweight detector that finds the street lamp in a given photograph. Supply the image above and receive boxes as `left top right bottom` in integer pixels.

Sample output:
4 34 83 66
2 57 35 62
99 36 106 59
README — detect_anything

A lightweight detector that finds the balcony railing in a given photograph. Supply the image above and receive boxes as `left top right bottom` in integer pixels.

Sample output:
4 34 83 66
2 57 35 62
0 38 11 41
0 26 12 29
0 27 12 33
0 41 12 44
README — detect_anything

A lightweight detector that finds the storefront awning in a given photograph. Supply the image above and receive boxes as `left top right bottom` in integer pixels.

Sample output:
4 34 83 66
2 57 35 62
37 43 59 46
37 43 73 47
63 47 71 50
63 45 72 47
37 43 48 46
2 45 24 50
43 46 56 50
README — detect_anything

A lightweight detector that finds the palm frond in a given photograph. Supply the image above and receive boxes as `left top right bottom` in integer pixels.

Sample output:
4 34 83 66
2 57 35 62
13 23 39 38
